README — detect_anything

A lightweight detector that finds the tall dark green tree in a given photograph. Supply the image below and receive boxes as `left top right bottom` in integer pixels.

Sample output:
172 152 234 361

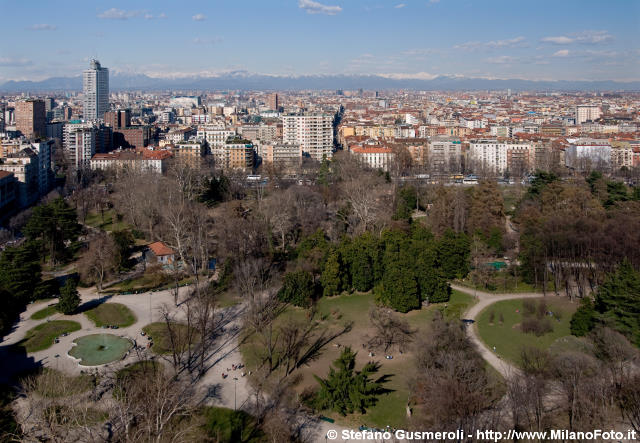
313 347 385 416
321 250 344 297
393 185 417 221
570 297 596 337
57 278 80 315
23 198 80 264
111 230 135 271
594 260 640 346
277 270 316 308
378 262 420 313
437 230 470 279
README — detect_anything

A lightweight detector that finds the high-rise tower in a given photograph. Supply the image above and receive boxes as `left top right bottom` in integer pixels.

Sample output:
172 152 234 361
83 59 109 120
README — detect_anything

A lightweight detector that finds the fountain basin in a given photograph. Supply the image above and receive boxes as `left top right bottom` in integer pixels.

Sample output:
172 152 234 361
68 334 132 366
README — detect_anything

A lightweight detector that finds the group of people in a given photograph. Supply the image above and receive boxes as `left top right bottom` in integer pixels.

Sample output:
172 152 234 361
221 363 248 379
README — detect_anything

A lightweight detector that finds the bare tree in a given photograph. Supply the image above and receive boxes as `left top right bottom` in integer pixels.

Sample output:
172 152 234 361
366 307 415 352
77 232 117 291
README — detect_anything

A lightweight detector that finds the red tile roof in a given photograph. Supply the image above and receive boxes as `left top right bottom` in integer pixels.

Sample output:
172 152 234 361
148 241 175 256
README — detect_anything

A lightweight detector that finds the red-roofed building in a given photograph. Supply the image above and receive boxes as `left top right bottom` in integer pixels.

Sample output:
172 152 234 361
145 241 175 266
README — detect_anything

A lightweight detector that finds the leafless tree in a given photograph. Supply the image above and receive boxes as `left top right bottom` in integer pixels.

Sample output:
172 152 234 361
77 232 117 291
366 307 415 352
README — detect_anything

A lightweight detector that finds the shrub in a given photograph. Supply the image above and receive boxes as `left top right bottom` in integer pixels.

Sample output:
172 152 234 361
521 317 554 336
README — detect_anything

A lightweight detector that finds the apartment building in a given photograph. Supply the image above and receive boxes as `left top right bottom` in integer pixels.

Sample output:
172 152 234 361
283 113 334 161
15 99 46 139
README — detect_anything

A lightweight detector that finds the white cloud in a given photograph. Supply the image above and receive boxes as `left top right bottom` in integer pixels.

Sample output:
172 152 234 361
0 57 33 67
98 8 140 20
298 0 342 15
145 13 167 20
192 13 206 21
486 55 517 64
455 36 526 50
395 3 406 8
29 24 57 31
379 72 439 80
553 49 570 57
541 30 613 45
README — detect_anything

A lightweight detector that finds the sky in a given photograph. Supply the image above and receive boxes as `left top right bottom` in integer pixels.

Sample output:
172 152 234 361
0 0 639 83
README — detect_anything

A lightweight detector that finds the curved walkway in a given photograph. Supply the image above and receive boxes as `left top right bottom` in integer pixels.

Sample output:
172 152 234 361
453 283 550 378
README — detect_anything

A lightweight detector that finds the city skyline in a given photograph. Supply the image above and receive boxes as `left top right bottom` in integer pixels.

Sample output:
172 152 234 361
1 0 639 84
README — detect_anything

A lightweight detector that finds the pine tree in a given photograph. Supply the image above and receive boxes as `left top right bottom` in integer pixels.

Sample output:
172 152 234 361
57 279 80 315
321 251 343 297
277 270 315 307
570 297 596 336
313 347 383 416
594 260 640 346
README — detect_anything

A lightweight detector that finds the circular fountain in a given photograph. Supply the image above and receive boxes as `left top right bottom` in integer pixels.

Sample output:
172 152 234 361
68 334 132 366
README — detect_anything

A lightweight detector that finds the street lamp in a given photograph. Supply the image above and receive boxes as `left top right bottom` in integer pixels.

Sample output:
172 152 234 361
233 377 238 410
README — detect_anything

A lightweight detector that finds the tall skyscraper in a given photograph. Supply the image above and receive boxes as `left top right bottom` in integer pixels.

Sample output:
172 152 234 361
15 99 46 139
268 93 279 111
83 59 109 120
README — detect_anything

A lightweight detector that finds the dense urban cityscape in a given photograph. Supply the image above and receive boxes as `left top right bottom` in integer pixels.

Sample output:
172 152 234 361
1 1 640 442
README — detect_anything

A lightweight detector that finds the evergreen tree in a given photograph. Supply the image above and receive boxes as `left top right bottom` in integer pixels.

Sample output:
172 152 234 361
23 198 80 264
393 186 417 221
111 230 135 271
0 242 42 302
57 278 80 315
379 262 420 313
277 270 315 308
570 297 596 336
313 347 384 416
594 260 640 346
437 230 471 279
321 251 343 297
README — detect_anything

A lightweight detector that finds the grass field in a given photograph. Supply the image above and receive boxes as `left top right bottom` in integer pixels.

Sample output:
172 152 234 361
240 288 476 430
84 209 130 232
17 321 81 353
31 305 59 320
476 297 578 365
84 303 137 327
142 322 199 354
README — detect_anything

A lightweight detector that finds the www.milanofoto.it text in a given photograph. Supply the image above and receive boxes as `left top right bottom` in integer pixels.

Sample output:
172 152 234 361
334 428 638 441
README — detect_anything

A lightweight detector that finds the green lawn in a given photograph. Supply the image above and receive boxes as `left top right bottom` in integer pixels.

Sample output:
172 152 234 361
240 288 476 430
17 321 81 353
142 322 199 354
84 209 130 232
31 305 59 320
476 297 578 365
84 303 136 327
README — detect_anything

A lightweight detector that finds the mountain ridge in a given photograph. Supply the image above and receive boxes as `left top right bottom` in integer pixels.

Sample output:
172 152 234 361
2 72 639 92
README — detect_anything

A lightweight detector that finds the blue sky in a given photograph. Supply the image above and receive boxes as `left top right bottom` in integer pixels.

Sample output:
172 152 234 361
0 0 638 82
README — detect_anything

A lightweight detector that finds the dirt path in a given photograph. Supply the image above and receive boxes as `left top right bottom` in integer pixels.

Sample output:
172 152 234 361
453 283 551 378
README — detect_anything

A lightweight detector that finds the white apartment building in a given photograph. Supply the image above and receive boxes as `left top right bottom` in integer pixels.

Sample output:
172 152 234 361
64 122 95 168
565 139 611 170
575 105 602 124
350 146 394 171
197 126 237 147
283 114 334 161
469 140 532 174
83 59 109 120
